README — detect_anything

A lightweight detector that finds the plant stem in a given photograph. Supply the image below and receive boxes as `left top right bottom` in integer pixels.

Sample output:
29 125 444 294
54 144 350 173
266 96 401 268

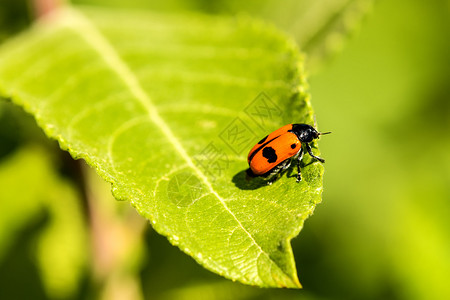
81 163 147 300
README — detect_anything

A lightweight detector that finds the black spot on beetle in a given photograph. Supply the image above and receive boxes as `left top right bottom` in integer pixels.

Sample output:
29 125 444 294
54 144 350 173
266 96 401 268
290 143 297 149
258 135 268 144
262 147 277 163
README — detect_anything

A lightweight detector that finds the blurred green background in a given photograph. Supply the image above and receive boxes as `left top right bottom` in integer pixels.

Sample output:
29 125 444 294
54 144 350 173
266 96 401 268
0 0 449 299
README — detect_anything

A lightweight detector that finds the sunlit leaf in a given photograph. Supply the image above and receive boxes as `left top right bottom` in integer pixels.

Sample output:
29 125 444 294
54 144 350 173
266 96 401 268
0 6 325 287
210 0 375 70
73 0 374 70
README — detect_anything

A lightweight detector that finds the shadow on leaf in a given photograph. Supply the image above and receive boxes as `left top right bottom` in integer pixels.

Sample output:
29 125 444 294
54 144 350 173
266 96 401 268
231 169 268 190
232 159 318 189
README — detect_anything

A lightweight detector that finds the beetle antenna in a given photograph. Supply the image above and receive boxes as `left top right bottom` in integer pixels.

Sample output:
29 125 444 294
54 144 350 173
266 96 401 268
319 131 332 135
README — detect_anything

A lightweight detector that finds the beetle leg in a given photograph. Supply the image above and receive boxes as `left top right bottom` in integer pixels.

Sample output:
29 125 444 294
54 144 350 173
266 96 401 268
265 168 279 185
265 158 291 185
266 174 275 185
266 171 280 185
282 159 292 172
305 143 325 163
296 148 304 182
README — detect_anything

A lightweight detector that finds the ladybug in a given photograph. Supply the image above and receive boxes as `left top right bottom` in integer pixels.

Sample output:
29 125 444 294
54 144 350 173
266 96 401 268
246 123 330 184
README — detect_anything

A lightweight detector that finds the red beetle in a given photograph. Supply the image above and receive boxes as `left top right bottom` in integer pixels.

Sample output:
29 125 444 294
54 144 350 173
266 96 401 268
246 124 330 184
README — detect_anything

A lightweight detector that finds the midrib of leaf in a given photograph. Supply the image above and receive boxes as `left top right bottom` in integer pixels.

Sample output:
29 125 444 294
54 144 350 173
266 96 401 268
60 8 297 286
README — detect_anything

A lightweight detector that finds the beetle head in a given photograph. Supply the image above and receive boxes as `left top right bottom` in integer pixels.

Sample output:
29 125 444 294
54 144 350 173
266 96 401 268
292 124 331 143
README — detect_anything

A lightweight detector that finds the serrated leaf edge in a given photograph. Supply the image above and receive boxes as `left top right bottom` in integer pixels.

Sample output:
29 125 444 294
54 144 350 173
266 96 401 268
49 6 301 288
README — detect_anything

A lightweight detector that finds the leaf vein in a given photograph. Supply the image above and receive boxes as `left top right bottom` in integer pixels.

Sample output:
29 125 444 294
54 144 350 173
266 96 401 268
63 7 292 282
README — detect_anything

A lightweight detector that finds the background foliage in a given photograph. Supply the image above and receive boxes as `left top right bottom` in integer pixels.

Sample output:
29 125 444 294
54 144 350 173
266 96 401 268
0 0 449 299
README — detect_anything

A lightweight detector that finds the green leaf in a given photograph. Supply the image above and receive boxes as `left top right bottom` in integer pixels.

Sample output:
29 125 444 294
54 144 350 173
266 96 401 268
73 0 374 70
0 147 47 261
0 6 324 288
205 0 375 70
0 0 31 43
0 146 88 298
